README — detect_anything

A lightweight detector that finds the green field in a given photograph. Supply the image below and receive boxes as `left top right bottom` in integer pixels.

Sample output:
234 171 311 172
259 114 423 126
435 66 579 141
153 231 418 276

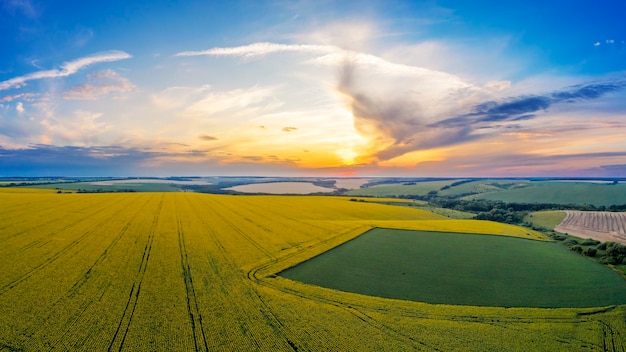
27 182 182 192
344 180 456 197
438 179 530 197
280 228 626 308
524 210 566 230
347 179 626 207
464 181 626 206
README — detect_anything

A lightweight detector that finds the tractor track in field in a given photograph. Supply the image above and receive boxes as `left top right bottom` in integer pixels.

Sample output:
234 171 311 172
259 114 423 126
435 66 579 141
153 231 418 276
217 199 336 250
19 196 153 352
249 275 440 351
184 196 298 351
0 197 143 297
245 227 442 351
65 196 152 298
600 320 625 352
107 195 164 352
207 198 276 261
0 340 22 352
0 197 79 233
1 197 111 245
246 225 624 351
175 209 209 352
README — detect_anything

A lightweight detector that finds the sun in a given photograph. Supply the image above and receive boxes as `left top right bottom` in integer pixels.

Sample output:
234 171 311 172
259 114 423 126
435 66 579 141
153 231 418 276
336 147 359 166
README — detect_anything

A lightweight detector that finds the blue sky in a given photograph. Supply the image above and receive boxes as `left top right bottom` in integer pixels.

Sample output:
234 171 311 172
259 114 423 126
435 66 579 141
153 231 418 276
1 0 625 177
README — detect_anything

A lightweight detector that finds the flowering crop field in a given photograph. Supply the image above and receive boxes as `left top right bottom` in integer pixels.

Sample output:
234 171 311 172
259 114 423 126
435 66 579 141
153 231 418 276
0 191 624 351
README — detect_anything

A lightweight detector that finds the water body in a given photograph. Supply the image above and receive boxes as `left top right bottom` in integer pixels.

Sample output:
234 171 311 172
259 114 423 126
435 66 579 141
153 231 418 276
225 182 334 194
331 178 370 190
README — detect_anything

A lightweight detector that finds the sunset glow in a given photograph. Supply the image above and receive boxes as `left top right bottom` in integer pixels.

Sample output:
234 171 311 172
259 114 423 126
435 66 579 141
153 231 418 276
1 1 625 176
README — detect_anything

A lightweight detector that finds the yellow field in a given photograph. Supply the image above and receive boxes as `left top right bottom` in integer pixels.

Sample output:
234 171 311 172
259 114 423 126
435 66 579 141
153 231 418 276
0 187 60 193
0 192 624 351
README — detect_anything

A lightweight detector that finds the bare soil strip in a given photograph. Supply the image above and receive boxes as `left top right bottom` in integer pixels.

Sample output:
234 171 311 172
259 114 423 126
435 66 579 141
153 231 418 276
555 211 626 245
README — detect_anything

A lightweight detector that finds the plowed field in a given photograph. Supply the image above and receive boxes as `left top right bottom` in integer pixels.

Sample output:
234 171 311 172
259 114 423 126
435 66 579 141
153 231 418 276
556 211 626 245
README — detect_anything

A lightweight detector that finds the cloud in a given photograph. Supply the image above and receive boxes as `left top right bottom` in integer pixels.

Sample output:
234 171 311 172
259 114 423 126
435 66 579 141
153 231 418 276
3 0 41 18
435 80 626 129
179 42 477 163
585 164 626 177
484 80 511 92
175 42 337 58
63 69 134 100
16 102 24 114
336 64 626 164
36 110 112 146
151 85 212 109
0 51 132 91
336 58 478 162
550 81 626 102
151 84 282 120
282 127 297 132
172 42 626 169
0 144 166 176
181 85 282 118
71 26 94 48
199 135 218 141
177 42 471 92
0 92 36 102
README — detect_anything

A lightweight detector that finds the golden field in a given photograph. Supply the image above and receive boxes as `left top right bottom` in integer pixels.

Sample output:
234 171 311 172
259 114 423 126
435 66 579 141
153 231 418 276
0 191 624 351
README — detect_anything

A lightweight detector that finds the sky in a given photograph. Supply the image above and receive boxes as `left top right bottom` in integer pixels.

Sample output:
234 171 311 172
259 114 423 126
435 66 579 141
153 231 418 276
1 0 625 177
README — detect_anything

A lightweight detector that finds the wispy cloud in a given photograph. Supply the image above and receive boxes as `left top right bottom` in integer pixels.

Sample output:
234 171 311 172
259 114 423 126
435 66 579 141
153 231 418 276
199 135 218 141
151 85 212 109
181 85 283 118
0 92 36 102
3 0 41 18
63 69 135 100
0 51 132 91
39 110 110 146
282 127 298 132
175 42 336 58
176 42 471 90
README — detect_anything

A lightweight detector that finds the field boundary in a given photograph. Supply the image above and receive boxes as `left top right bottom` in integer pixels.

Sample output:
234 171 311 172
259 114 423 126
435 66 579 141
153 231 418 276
247 226 626 324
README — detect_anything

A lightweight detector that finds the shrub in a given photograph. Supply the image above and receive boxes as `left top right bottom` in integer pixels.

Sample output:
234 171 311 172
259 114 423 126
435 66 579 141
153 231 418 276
584 247 597 257
571 245 583 253
581 238 600 246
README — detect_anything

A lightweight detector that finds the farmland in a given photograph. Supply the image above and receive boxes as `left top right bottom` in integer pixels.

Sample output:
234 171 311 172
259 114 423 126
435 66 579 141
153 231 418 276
1 191 625 351
345 180 458 197
281 228 626 307
555 211 626 245
461 181 626 206
523 210 566 230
